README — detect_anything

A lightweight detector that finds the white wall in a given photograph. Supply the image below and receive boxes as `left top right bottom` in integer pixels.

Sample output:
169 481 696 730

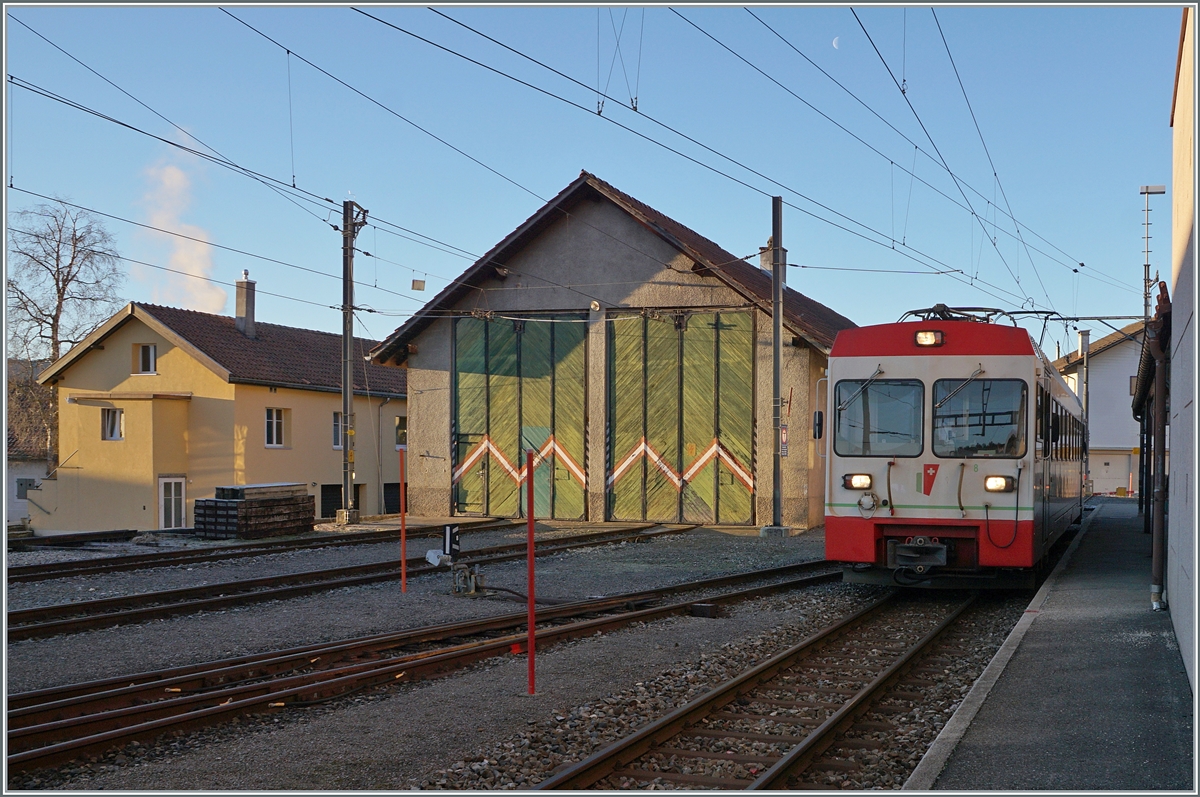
1082 339 1143 449
7 460 46 525
1166 6 1194 691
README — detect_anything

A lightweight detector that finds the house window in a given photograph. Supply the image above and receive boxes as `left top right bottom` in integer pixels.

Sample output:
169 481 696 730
1130 375 1138 396
101 408 124 440
395 415 407 448
266 408 287 447
333 411 344 449
136 344 157 374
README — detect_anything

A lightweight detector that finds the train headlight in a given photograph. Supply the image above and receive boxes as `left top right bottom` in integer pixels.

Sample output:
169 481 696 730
915 330 944 347
843 474 873 490
984 476 1016 492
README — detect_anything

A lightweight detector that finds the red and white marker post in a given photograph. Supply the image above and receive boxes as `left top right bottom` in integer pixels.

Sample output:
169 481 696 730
526 449 536 695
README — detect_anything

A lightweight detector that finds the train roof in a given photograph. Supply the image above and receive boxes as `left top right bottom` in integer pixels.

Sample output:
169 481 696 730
830 320 1036 358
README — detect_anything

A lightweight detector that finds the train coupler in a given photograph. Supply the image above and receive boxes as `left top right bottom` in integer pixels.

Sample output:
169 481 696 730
886 536 948 571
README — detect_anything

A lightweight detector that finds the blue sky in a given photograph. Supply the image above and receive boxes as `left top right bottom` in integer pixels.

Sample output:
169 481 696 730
4 4 1185 357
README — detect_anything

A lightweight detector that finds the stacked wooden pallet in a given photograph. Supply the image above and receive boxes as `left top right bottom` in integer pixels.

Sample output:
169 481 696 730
194 483 315 539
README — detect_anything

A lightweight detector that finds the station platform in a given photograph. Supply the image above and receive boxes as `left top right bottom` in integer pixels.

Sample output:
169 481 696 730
906 498 1194 790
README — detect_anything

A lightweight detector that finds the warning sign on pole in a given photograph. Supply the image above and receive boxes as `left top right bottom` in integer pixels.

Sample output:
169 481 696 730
781 424 789 458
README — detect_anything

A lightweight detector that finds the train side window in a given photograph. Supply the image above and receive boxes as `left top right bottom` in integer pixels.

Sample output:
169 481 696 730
1037 386 1048 457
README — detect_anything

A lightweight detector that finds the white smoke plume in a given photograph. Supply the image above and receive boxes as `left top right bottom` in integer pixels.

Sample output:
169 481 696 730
142 162 227 313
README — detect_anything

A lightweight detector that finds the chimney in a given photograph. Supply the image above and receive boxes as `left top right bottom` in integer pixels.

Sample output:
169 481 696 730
759 237 786 284
236 270 256 339
759 237 772 272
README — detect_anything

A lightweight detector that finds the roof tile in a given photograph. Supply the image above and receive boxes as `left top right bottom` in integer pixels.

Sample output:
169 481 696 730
134 304 406 396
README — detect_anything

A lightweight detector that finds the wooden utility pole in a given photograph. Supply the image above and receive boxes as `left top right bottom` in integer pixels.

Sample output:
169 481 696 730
340 199 368 525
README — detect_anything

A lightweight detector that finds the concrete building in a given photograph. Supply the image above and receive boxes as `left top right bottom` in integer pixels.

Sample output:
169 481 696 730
1054 321 1145 495
1165 5 1194 689
30 275 407 532
370 172 856 529
1133 6 1194 690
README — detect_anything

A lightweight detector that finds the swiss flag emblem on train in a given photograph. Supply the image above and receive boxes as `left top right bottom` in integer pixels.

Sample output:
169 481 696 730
922 464 940 495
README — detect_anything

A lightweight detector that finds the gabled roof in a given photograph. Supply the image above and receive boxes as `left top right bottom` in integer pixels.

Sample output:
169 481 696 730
1053 321 1144 373
37 303 406 398
370 171 856 365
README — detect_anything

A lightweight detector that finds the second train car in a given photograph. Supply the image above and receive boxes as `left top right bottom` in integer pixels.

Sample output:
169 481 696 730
820 307 1085 588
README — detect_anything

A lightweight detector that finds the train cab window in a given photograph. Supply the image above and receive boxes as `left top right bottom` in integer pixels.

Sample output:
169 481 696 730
833 379 924 457
932 378 1027 458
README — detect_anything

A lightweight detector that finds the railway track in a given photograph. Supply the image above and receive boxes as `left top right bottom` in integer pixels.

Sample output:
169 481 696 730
6 561 840 774
535 590 977 790
6 519 521 583
6 524 675 641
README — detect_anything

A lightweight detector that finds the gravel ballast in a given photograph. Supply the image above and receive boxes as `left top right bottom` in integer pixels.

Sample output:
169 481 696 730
5 526 1026 791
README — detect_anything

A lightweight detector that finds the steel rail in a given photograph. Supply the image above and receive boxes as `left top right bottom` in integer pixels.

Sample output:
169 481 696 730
6 519 522 583
8 560 832 714
6 524 669 641
535 592 976 790
749 593 976 789
7 565 840 773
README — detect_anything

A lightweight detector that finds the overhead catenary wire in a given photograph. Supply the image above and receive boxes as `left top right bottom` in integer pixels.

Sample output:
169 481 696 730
7 75 336 226
929 8 1054 313
8 16 335 228
7 225 337 312
14 7 1033 315
374 7 1028 306
5 74 640 310
7 186 430 306
850 8 1037 309
745 8 1131 293
18 7 1099 321
229 7 973 307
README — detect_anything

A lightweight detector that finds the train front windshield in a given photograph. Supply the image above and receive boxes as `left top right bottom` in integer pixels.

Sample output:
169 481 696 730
933 379 1027 458
834 379 924 457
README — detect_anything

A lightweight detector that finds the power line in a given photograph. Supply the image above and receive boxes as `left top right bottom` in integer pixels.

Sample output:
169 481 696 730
8 225 336 311
364 7 1028 306
15 9 1047 315
8 16 336 228
744 8 1125 289
929 8 1054 311
7 186 429 305
738 9 1136 296
7 75 336 223
850 7 1038 310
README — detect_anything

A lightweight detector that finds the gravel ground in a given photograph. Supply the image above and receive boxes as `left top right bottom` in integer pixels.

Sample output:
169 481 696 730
5 526 1027 791
6 525 526 610
14 583 886 791
9 585 1027 792
7 527 824 693
5 524 711 611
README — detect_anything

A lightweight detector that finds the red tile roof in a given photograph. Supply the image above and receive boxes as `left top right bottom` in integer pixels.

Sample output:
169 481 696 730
371 172 856 365
135 304 406 396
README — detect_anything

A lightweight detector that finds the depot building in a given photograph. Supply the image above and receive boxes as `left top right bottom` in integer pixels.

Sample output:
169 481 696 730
370 172 856 529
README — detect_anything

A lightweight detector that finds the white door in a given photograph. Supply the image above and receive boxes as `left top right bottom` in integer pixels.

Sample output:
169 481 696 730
159 478 186 529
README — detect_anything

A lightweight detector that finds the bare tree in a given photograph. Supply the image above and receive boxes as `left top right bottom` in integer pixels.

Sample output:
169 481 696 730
7 200 125 362
7 200 126 469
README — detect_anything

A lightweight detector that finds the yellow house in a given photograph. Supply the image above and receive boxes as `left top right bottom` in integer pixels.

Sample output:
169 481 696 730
30 275 407 532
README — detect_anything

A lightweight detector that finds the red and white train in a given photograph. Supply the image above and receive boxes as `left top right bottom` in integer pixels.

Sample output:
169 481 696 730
820 307 1085 588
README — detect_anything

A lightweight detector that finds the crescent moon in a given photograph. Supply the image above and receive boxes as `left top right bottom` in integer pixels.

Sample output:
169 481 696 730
832 36 839 49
